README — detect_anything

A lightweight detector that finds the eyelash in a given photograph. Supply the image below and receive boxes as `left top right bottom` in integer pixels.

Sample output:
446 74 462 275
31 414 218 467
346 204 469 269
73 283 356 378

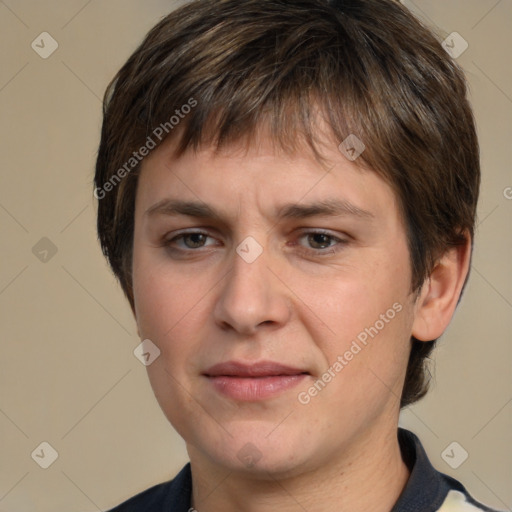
161 229 348 257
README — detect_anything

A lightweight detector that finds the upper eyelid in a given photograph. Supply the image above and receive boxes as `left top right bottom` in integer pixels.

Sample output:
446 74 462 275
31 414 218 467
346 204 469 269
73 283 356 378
164 228 220 243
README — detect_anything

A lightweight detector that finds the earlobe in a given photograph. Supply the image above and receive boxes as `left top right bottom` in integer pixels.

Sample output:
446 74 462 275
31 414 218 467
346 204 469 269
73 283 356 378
412 232 472 342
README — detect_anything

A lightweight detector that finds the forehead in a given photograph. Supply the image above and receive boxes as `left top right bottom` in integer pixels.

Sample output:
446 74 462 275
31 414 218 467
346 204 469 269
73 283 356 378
135 121 402 231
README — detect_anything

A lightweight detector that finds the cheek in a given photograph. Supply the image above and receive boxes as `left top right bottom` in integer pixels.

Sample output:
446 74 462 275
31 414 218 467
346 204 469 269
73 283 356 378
131 257 210 434
291 254 414 405
132 248 206 340
132 250 223 388
292 258 409 348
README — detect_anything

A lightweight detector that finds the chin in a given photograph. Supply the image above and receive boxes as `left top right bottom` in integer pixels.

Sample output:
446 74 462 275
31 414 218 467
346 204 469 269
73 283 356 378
191 423 320 479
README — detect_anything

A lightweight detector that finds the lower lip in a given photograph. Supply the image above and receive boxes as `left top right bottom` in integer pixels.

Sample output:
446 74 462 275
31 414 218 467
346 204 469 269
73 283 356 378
206 374 308 401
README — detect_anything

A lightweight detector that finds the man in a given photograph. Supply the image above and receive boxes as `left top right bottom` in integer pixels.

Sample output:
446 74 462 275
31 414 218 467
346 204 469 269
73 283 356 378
94 0 500 510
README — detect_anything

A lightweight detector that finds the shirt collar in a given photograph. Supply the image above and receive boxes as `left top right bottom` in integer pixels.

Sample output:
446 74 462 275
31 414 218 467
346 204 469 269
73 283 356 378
391 428 451 511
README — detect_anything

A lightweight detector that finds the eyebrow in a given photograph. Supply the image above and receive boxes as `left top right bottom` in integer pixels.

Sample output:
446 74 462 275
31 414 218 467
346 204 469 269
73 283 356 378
145 198 375 221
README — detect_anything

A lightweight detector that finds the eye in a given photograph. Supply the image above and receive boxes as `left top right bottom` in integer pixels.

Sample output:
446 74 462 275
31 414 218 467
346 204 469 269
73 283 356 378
160 229 348 257
295 230 348 255
164 230 217 251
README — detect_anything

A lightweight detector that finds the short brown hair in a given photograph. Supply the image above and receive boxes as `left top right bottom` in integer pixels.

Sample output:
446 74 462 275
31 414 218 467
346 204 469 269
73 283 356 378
94 0 480 407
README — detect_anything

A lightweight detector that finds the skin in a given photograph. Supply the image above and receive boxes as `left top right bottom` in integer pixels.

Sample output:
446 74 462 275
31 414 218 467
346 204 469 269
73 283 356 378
131 122 471 512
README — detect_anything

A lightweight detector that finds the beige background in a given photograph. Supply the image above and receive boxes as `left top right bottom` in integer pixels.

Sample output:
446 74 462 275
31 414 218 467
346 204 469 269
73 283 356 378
0 1 510 510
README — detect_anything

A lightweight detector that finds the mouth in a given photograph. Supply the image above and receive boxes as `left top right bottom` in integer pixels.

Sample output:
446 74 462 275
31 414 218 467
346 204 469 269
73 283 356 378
203 360 310 401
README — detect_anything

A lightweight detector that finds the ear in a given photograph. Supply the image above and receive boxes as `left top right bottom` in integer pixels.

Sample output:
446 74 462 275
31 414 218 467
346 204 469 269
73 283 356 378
412 232 472 342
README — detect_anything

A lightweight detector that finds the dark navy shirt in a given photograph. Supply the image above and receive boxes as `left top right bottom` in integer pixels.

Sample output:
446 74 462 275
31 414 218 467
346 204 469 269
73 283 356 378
107 429 502 511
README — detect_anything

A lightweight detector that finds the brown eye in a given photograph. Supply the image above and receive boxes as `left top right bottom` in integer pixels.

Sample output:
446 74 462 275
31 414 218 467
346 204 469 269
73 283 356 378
296 230 348 256
306 233 334 249
181 233 208 248
164 231 217 251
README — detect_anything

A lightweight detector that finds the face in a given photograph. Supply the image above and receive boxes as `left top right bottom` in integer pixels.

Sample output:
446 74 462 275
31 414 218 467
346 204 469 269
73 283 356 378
132 127 418 478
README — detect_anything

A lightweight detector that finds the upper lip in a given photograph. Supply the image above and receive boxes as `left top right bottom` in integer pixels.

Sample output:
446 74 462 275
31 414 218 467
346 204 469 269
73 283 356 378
203 360 309 377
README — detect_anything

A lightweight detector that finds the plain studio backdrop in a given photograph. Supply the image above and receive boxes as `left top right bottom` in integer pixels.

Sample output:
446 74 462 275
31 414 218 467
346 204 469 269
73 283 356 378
0 1 510 511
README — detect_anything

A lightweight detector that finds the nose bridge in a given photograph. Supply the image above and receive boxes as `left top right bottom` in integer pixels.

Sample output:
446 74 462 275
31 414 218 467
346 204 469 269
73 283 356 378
213 236 290 333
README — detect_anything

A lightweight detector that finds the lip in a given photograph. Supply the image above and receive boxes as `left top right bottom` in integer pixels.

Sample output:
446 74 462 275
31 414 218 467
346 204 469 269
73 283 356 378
203 360 309 401
204 360 307 377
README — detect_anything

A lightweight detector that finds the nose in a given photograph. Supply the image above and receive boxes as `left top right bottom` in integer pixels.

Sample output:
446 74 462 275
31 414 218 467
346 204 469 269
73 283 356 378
213 241 292 336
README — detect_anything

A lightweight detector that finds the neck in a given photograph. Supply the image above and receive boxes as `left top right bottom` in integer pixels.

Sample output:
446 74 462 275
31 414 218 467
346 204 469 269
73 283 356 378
187 424 410 512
